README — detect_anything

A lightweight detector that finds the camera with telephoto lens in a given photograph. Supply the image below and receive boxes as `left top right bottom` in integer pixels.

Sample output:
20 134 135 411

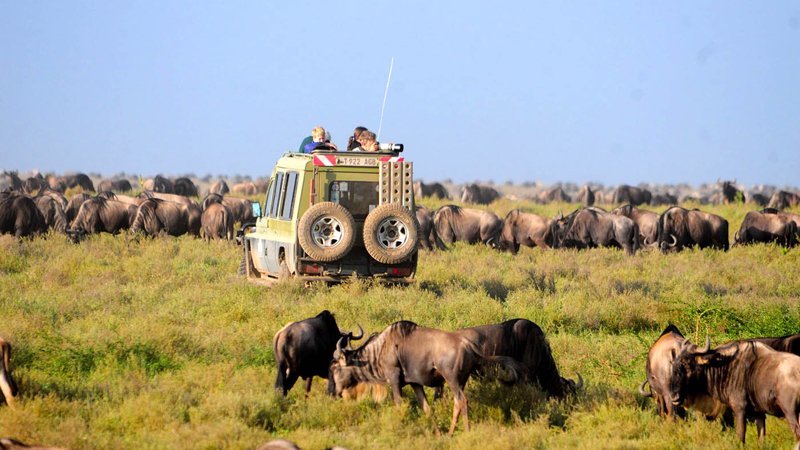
378 143 404 152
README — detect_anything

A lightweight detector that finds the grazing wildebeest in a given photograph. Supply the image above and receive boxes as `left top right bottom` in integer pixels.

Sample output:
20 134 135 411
68 197 137 241
460 183 500 205
761 208 800 230
34 195 67 233
201 203 233 241
202 194 253 225
272 310 363 396
131 198 201 237
550 207 639 255
328 321 521 436
719 180 745 204
657 206 729 253
433 205 503 246
97 191 141 207
734 210 797 247
64 193 92 224
414 181 450 200
172 177 198 197
576 185 595 206
537 186 571 204
649 193 677 206
208 180 230 196
0 192 47 237
143 175 174 193
231 182 258 196
747 192 770 207
38 189 67 211
453 319 581 398
45 175 66 193
611 204 659 247
22 175 46 194
497 209 552 253
767 190 800 210
60 173 95 192
96 178 132 193
638 325 728 421
612 185 652 206
0 337 18 406
670 338 800 447
415 205 445 250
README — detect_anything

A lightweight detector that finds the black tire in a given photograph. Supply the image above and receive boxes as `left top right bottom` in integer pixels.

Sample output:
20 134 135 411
297 202 356 262
239 240 259 278
363 203 418 264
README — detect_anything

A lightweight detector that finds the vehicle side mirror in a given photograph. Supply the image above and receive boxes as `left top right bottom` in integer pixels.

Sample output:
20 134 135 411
251 202 262 218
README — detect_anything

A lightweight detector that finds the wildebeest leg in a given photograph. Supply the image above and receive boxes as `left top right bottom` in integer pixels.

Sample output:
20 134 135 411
282 372 299 396
754 413 766 447
734 408 747 444
447 388 469 437
432 385 443 401
304 377 313 396
411 384 430 414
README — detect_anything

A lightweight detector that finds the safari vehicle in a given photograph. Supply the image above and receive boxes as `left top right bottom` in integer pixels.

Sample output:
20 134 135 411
238 145 418 283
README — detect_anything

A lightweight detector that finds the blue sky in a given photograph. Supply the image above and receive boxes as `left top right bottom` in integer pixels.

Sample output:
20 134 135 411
1 2 798 186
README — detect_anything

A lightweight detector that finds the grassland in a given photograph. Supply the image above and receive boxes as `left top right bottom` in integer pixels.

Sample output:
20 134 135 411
0 199 799 449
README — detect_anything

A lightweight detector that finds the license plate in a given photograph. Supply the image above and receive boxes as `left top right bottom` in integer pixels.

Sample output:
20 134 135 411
336 156 379 166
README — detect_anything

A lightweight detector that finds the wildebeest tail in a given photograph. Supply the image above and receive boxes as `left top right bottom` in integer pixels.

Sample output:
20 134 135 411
433 205 459 244
131 199 158 235
0 339 17 403
273 323 292 393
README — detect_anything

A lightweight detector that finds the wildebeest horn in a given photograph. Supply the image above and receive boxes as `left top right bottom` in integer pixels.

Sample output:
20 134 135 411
668 234 677 247
638 380 652 397
333 336 347 361
351 324 364 341
575 373 584 390
698 335 711 353
642 235 650 246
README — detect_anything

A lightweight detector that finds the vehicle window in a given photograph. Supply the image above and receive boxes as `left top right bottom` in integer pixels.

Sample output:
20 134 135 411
280 172 298 220
264 177 276 216
270 172 284 218
329 181 379 218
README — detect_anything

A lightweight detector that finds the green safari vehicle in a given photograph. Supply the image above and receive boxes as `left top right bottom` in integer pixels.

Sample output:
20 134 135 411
238 145 418 283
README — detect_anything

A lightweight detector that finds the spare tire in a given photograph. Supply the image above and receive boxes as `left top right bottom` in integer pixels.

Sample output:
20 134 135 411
363 203 418 264
298 202 356 262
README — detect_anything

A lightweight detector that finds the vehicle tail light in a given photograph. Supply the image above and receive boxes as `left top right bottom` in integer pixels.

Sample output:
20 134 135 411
300 263 322 274
388 267 412 277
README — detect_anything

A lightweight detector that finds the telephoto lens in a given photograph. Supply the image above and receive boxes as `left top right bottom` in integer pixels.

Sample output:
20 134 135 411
378 143 404 152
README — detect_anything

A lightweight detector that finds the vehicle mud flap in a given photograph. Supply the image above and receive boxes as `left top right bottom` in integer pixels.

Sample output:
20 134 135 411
363 203 419 264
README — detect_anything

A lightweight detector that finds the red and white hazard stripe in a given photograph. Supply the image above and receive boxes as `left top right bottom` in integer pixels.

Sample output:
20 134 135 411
379 156 404 163
313 154 337 166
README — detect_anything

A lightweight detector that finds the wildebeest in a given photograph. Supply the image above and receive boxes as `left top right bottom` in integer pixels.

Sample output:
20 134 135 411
207 180 230 196
461 183 500 205
497 209 552 253
231 182 258 196
761 208 800 229
612 185 652 206
201 203 233 241
611 204 659 247
639 325 727 421
734 210 797 247
0 192 47 237
68 197 137 241
139 191 196 206
649 193 678 206
33 195 67 233
0 337 18 406
670 338 800 446
576 185 595 206
130 198 201 237
202 194 253 225
96 191 141 207
64 193 92 224
656 206 729 252
747 192 770 207
0 438 69 450
750 332 800 356
537 186 571 204
143 175 174 193
413 181 450 200
433 205 503 246
0 172 23 192
719 180 745 204
22 175 46 194
61 173 95 192
453 319 581 398
550 207 639 256
415 205 445 250
767 190 800 210
272 310 363 396
172 177 198 197
96 178 132 193
328 320 521 436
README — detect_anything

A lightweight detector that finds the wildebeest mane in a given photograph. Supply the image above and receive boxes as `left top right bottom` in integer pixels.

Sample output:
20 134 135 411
660 324 683 338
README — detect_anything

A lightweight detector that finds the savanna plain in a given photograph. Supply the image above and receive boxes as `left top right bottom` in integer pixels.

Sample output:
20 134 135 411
1 197 799 450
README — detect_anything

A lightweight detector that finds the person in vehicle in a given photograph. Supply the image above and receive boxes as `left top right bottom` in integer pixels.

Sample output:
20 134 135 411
351 130 378 152
303 127 337 153
347 126 368 151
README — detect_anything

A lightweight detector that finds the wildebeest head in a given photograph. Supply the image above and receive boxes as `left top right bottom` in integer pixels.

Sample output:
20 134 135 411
328 330 376 397
668 337 741 407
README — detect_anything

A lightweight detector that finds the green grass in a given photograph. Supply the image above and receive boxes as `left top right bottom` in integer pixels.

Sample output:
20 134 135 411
1 200 799 449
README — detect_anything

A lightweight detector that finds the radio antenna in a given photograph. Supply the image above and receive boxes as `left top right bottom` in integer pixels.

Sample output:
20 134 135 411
377 57 394 142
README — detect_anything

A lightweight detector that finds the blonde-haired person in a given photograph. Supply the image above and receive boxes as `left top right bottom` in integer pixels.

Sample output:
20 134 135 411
303 126 338 153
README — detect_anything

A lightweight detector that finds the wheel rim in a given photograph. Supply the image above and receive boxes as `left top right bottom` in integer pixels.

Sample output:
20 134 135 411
376 217 409 249
311 216 344 247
